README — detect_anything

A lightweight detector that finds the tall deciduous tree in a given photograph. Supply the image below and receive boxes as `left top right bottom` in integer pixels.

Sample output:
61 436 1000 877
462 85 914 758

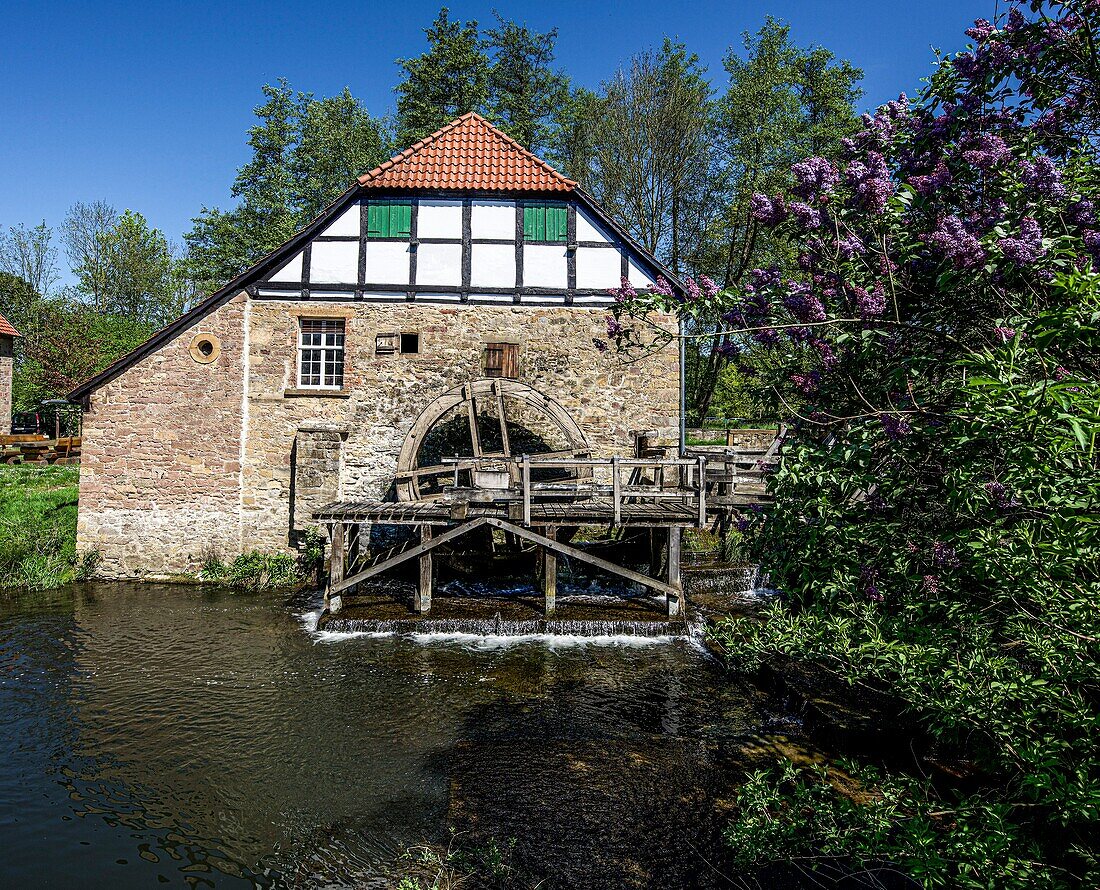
0 222 59 298
483 14 570 155
394 8 490 146
576 40 714 269
62 201 120 311
687 19 862 420
185 82 387 293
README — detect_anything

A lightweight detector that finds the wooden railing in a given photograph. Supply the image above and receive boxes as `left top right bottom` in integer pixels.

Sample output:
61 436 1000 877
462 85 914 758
441 454 714 527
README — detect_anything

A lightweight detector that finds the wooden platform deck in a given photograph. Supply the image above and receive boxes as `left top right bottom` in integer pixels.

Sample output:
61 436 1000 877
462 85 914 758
313 453 774 623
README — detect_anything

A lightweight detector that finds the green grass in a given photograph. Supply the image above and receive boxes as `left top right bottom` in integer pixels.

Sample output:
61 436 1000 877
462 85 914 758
0 464 96 590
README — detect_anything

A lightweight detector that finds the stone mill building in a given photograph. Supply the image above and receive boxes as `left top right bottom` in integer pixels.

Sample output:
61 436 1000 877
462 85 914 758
70 113 681 579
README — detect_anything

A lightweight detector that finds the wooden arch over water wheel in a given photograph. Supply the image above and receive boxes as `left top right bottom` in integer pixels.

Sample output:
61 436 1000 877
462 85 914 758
395 378 591 501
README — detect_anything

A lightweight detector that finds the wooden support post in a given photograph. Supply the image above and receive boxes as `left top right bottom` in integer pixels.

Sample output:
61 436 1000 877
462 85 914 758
541 526 557 615
328 521 345 613
612 455 621 526
416 525 432 613
666 526 683 618
697 455 707 528
522 454 531 526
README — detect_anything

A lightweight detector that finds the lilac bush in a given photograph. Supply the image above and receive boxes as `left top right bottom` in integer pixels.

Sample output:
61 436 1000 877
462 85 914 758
605 3 1100 886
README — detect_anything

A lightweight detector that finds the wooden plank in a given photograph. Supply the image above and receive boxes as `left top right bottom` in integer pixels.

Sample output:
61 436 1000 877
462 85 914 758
522 454 531 526
612 455 621 526
416 526 432 613
667 527 683 618
332 518 489 594
541 526 557 615
484 518 678 596
464 384 482 458
697 455 707 528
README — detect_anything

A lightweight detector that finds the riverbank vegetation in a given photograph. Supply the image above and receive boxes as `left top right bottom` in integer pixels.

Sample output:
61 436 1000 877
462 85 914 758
0 464 95 589
613 2 1100 886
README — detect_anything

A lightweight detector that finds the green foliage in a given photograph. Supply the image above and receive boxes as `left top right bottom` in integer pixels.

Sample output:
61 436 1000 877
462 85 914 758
395 8 490 147
184 81 389 293
71 208 192 326
727 760 1065 888
483 14 569 155
393 831 518 890
12 297 153 409
689 18 862 418
0 465 96 590
199 549 304 592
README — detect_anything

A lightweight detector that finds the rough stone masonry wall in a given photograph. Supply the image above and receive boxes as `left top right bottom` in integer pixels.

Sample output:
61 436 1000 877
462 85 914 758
0 337 13 431
240 301 680 553
76 294 247 578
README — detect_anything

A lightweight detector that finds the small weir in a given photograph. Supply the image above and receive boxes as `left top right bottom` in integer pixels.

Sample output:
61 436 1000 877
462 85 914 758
319 613 691 638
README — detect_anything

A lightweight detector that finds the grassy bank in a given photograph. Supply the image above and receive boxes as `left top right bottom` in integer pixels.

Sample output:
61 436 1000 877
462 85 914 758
0 464 95 589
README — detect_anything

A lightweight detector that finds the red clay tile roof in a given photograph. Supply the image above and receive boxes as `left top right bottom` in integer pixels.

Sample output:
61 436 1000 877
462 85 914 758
0 312 18 338
358 112 576 192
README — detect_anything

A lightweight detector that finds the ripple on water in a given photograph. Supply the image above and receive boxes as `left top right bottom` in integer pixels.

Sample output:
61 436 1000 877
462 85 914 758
0 582 806 889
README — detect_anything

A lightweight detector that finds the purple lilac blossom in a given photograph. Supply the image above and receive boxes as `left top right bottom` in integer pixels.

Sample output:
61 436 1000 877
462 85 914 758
924 216 986 269
791 157 840 198
879 413 912 439
1019 156 1066 199
1068 200 1096 227
593 338 608 352
922 574 939 594
962 134 1012 169
653 276 676 298
750 194 787 225
845 151 893 213
700 276 720 299
606 317 624 337
789 201 822 229
685 277 702 301
984 480 1018 509
993 325 1016 342
910 160 952 197
783 286 827 323
998 217 1046 265
851 284 887 319
932 541 959 569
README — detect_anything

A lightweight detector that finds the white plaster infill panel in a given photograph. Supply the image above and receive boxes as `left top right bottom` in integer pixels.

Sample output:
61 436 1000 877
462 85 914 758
309 241 359 284
365 242 411 286
470 243 516 288
417 200 463 239
576 207 614 243
320 203 361 237
523 245 568 289
269 251 303 283
471 200 515 240
628 258 657 290
416 243 462 286
576 246 622 290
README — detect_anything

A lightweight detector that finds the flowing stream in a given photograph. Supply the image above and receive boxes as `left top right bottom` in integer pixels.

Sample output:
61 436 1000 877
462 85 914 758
0 582 816 888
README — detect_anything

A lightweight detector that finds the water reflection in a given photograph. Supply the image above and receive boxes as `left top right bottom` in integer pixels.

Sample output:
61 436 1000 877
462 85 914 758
0 583 806 888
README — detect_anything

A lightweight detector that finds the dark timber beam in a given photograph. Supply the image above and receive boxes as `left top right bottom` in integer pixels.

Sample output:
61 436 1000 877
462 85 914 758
332 517 490 595
484 517 678 597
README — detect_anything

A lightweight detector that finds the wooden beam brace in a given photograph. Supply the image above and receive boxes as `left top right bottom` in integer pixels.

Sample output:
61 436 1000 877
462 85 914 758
484 517 678 597
541 526 557 615
333 517 490 594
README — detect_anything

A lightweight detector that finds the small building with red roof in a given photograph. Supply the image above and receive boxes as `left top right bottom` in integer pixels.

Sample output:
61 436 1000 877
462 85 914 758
69 113 682 579
0 311 19 433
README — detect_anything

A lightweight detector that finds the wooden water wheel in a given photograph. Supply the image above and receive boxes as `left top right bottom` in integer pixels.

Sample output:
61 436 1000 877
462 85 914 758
395 378 592 502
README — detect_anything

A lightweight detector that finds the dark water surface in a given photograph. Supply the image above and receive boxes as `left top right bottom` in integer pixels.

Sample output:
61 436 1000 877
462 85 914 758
0 583 809 888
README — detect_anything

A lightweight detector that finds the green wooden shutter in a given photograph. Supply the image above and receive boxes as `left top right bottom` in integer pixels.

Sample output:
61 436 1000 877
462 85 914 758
549 206 568 241
523 205 539 240
367 203 387 238
390 202 411 238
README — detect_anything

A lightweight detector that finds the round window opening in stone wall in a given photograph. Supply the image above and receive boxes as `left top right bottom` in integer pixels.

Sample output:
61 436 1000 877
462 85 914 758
189 334 221 364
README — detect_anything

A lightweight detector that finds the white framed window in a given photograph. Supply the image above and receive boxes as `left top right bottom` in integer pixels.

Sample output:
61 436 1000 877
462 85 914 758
297 318 345 389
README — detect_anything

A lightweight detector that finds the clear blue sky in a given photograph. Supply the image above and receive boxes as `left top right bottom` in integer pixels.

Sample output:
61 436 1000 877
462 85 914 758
1 0 994 259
